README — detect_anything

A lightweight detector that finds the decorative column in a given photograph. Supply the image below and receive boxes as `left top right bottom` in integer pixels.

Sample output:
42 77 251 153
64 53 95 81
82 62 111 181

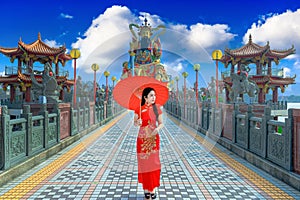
175 76 179 115
91 63 100 102
182 72 188 119
193 64 200 102
104 71 110 102
212 50 223 108
70 48 81 107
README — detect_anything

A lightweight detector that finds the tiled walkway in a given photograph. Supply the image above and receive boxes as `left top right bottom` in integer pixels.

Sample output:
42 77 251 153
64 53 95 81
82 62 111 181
0 112 299 200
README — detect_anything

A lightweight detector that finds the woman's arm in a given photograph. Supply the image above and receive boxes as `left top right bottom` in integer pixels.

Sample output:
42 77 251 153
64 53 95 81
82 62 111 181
152 114 163 135
134 113 142 126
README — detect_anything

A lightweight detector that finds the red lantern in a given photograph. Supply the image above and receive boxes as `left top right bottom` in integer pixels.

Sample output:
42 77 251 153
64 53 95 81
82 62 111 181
49 71 53 76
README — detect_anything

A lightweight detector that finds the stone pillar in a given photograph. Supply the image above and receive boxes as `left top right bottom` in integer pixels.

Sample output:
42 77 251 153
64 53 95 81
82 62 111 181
104 101 107 119
292 109 300 174
39 104 49 149
21 105 33 157
1 106 10 169
59 103 70 140
222 104 234 140
53 104 61 143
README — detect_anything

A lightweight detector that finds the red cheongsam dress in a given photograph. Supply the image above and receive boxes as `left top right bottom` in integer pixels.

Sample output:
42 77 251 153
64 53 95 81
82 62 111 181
135 104 162 191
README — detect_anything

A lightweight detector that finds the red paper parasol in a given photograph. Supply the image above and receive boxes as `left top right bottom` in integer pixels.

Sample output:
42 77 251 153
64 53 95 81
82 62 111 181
113 76 169 111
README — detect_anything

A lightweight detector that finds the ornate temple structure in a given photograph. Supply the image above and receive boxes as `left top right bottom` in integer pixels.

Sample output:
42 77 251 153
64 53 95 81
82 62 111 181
120 18 170 82
220 35 296 103
0 33 73 103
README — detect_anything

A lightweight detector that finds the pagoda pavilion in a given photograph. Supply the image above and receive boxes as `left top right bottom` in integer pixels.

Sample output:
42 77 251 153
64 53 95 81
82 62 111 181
220 35 296 103
0 33 73 103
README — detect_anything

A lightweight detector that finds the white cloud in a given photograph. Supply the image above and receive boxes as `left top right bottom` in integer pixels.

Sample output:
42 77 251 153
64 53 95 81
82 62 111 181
283 67 291 77
189 23 236 49
60 13 73 19
162 58 185 77
44 39 61 48
243 9 300 85
71 5 236 75
243 9 300 49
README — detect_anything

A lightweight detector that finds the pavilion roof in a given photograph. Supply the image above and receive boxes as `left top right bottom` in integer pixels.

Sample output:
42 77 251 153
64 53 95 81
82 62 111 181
220 35 295 66
0 33 71 65
225 37 269 58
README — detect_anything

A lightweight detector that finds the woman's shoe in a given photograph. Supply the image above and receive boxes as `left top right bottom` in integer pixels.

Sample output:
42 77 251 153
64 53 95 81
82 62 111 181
144 192 151 199
151 193 157 199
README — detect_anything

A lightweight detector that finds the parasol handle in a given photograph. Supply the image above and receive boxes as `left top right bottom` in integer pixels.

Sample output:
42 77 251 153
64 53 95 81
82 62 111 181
139 101 141 120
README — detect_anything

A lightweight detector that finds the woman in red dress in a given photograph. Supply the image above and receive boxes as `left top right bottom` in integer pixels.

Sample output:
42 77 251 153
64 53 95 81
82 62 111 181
134 87 163 199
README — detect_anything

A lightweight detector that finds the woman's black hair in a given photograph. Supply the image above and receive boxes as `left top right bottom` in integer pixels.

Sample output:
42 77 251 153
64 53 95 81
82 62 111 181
141 87 159 121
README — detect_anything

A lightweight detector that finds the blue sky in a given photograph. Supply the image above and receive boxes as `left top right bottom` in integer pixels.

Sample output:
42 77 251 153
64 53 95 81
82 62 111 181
0 0 300 95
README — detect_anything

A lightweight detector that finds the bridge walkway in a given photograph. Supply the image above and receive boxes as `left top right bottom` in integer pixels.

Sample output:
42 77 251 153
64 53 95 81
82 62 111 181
0 112 299 199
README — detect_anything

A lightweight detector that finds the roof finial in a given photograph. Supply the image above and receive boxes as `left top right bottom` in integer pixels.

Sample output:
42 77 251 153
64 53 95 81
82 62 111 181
38 32 41 40
249 34 252 44
143 17 150 26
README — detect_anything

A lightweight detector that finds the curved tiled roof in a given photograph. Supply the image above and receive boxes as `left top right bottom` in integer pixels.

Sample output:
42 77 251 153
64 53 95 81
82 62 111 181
18 33 65 56
0 47 21 55
266 46 296 59
220 35 295 63
225 39 269 58
0 33 69 60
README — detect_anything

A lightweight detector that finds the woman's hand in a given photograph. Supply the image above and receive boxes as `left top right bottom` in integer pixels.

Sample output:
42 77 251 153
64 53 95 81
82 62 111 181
134 118 142 126
151 128 159 136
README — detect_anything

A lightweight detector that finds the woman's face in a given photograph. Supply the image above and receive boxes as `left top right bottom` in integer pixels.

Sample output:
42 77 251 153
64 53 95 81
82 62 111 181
145 90 156 105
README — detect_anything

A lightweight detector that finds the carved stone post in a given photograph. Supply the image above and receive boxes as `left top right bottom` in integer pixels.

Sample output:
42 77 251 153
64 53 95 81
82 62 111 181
2 106 11 169
245 105 253 149
70 106 77 136
21 105 33 156
232 104 239 143
39 104 49 149
53 103 61 143
292 109 300 173
262 106 272 158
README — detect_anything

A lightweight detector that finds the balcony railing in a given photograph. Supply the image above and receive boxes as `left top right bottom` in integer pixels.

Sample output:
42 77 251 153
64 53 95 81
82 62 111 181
3 66 69 77
221 68 285 78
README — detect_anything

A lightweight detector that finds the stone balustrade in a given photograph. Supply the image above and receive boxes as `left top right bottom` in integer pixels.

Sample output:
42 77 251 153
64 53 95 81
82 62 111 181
0 101 123 171
165 100 300 191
